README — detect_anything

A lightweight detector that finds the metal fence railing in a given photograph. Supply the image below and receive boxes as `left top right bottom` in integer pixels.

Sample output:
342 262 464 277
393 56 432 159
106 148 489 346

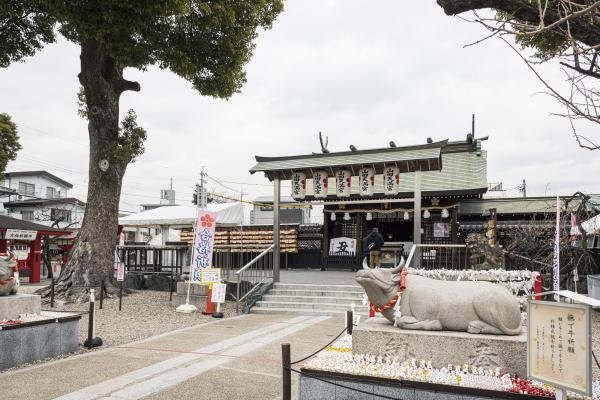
117 245 189 276
405 244 469 270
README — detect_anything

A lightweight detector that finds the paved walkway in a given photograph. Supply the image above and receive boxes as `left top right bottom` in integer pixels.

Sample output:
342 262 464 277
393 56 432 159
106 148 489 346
0 314 344 400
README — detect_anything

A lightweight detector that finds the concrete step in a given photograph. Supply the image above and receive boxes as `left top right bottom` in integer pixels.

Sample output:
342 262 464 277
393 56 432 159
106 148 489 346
256 301 368 311
251 306 369 318
269 289 365 298
273 283 363 292
262 295 366 304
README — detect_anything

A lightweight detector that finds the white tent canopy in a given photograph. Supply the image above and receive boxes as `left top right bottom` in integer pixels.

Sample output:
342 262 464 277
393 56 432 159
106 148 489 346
119 203 243 228
582 214 600 235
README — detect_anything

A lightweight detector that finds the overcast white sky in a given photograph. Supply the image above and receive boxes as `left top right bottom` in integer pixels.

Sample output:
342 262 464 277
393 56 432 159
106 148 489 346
1 1 599 212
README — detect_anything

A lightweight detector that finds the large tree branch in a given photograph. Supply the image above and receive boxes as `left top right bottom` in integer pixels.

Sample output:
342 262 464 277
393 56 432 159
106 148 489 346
436 0 600 47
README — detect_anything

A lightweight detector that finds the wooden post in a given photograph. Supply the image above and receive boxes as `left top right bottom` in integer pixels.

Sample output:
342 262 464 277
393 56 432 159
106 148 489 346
169 267 173 302
50 278 55 308
119 281 123 311
282 343 291 400
99 283 104 309
346 310 353 335
273 176 281 283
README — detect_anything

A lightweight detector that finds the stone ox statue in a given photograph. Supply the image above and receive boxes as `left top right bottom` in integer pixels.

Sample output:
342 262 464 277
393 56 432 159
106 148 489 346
355 258 522 335
0 252 18 296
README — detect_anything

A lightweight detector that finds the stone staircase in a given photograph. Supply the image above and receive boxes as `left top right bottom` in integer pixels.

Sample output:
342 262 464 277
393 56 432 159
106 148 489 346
251 282 369 317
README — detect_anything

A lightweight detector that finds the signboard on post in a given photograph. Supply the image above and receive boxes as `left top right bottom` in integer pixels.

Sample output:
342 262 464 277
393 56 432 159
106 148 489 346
115 232 125 282
4 229 37 241
190 210 217 284
117 262 125 282
200 268 221 285
527 300 591 396
329 237 356 255
211 283 227 303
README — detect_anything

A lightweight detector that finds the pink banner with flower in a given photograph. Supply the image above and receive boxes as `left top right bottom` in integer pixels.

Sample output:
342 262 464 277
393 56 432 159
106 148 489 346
190 210 217 283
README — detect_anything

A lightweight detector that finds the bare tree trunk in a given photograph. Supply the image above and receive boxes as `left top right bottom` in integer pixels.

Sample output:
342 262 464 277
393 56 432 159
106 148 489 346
45 39 137 302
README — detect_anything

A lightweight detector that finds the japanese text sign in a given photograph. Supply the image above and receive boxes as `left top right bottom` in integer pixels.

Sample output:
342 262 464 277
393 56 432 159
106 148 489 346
211 283 227 303
358 167 374 197
4 229 37 241
291 172 307 200
383 166 400 195
201 268 221 285
527 300 591 395
190 210 217 284
335 169 351 198
313 170 328 199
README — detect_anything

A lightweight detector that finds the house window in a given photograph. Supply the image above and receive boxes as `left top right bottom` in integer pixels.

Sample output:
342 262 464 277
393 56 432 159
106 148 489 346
21 211 34 221
51 208 72 223
18 182 35 196
46 187 56 199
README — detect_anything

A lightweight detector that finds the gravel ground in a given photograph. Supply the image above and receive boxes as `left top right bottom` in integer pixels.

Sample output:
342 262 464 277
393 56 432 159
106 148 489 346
593 310 600 381
46 290 239 347
4 288 239 372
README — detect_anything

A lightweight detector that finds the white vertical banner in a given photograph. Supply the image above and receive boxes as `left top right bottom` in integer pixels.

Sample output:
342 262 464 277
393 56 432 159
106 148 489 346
313 170 329 198
552 196 560 295
358 167 375 197
291 172 307 200
335 169 352 198
383 165 400 195
190 210 217 284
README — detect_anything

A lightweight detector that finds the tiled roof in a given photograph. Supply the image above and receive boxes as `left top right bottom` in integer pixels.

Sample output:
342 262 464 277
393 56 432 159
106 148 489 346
458 195 600 215
4 171 73 189
3 197 85 208
0 215 70 234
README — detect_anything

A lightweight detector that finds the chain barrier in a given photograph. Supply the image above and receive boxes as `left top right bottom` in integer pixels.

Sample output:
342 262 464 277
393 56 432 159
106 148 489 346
290 326 348 365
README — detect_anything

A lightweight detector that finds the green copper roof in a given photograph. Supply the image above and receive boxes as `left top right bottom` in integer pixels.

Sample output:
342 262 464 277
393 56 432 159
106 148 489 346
250 141 447 180
300 150 487 198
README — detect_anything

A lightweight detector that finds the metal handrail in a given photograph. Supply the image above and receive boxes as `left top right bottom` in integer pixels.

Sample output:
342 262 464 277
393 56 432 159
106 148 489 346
235 244 275 313
235 244 275 275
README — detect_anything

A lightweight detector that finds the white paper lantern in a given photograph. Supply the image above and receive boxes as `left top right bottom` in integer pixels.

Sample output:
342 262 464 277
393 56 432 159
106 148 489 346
313 170 329 198
358 167 375 197
291 172 307 200
335 169 352 198
383 166 400 195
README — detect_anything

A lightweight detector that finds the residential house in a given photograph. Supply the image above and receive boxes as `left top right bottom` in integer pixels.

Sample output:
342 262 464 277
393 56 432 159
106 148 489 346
1 171 86 229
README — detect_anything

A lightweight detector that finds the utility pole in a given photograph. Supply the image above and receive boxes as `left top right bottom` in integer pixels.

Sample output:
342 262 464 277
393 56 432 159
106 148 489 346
518 179 527 198
199 167 207 208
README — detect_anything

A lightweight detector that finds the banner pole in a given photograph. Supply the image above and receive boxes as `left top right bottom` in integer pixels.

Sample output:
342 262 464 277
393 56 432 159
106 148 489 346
176 170 203 314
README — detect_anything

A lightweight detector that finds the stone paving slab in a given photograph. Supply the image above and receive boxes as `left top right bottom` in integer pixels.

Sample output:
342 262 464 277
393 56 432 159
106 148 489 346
0 313 343 400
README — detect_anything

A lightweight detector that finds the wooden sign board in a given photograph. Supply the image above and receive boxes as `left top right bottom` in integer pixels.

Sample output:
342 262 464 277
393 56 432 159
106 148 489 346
527 300 591 396
200 268 221 285
211 283 227 303
5 229 37 241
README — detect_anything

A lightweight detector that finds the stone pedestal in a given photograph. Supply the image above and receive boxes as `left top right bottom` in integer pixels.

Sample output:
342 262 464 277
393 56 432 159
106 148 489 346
353 318 527 376
0 312 80 370
0 294 41 321
171 281 208 306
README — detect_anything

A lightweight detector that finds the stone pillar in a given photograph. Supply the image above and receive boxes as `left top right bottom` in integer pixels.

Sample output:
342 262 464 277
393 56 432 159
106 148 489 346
273 176 281 283
413 170 422 245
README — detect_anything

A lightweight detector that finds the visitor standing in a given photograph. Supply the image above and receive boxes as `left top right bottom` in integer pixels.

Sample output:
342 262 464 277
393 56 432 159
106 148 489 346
366 227 385 268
